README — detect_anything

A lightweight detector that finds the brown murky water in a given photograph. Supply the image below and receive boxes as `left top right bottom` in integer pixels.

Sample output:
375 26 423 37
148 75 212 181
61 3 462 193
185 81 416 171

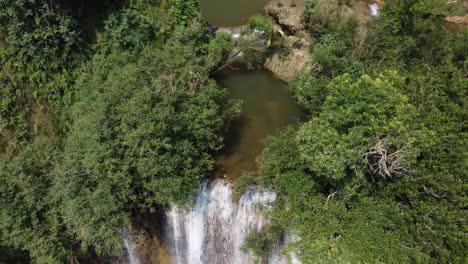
214 67 302 178
198 0 269 26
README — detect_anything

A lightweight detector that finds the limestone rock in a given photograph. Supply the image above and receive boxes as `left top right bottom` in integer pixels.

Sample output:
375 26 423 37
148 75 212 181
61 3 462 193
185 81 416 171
264 33 311 81
265 0 304 32
263 0 386 81
264 48 311 81
445 15 468 25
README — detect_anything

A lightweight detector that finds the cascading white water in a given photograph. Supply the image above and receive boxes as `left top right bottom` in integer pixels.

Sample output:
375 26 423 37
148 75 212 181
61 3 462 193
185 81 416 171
216 26 244 39
122 229 141 264
284 233 302 264
369 3 379 17
165 179 291 264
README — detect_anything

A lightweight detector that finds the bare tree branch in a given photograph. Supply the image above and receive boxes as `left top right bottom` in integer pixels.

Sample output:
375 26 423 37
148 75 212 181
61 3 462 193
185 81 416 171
365 137 413 179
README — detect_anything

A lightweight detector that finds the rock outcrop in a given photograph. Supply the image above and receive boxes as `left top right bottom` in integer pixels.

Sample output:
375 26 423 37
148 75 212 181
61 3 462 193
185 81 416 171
263 0 311 81
264 34 312 81
445 15 468 25
444 1 468 27
263 0 385 81
264 0 305 32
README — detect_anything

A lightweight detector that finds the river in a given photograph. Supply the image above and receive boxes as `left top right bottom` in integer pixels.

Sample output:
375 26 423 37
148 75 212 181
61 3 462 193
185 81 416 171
215 66 302 179
123 1 304 263
124 65 303 264
198 0 269 26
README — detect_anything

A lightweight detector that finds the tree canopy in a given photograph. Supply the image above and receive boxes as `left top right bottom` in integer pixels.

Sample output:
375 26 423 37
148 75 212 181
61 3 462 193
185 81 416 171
0 0 237 262
0 0 466 263
255 0 467 263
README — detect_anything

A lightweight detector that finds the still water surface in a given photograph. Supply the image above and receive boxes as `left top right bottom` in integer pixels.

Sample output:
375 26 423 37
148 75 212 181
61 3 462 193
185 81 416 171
215 67 302 178
198 0 269 26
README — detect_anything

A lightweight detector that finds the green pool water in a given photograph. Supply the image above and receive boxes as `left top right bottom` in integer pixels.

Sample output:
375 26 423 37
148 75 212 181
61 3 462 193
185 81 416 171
198 0 269 26
215 67 302 178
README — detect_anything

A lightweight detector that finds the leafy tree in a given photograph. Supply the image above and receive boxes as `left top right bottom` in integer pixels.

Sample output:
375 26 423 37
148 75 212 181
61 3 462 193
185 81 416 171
360 0 453 68
0 0 84 104
52 23 236 255
1 0 466 262
233 174 258 201
259 71 466 262
244 15 275 38
0 0 86 148
259 128 426 263
100 8 157 53
290 74 329 115
311 34 363 79
297 74 416 189
242 230 272 262
167 0 198 27
1 1 238 261
290 32 364 116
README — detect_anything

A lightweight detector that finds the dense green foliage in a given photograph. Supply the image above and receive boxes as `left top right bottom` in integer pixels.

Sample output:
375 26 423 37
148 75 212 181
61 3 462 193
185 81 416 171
0 139 71 263
257 0 467 263
54 25 235 254
0 0 236 262
0 0 466 263
233 174 258 201
0 0 85 147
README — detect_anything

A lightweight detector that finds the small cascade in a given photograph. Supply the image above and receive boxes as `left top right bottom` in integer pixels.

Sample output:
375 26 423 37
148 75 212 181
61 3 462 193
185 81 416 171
285 233 302 264
233 189 276 263
122 229 141 264
369 2 379 17
216 26 244 39
164 179 293 264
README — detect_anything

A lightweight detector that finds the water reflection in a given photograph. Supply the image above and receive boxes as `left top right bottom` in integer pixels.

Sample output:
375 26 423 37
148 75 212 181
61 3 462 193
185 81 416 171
215 67 303 178
198 0 269 26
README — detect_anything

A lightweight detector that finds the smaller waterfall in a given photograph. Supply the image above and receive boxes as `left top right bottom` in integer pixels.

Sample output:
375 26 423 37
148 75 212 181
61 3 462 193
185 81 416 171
233 189 276 263
216 26 244 39
122 229 141 264
285 233 302 264
369 3 379 17
165 179 284 264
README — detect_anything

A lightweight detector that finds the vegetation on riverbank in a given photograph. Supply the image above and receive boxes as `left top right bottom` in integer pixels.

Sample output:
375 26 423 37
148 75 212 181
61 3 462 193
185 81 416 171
253 0 467 263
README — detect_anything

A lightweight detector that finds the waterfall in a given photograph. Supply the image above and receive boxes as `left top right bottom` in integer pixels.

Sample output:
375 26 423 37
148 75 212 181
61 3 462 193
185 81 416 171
233 189 276 263
216 26 244 39
122 179 300 264
369 3 379 17
165 179 293 264
122 229 141 264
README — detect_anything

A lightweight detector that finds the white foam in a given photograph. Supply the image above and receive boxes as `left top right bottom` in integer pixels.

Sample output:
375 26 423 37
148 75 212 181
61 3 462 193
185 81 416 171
165 179 295 263
369 3 379 17
122 228 141 264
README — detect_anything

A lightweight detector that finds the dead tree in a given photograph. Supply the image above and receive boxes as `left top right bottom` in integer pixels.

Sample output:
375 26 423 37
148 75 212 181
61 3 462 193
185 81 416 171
365 137 412 179
213 31 270 74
